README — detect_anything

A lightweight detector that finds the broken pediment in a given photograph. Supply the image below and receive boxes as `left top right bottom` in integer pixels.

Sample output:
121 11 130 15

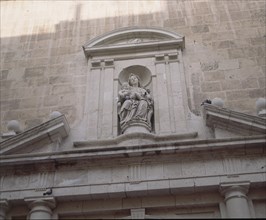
0 115 70 156
202 104 266 137
82 26 185 57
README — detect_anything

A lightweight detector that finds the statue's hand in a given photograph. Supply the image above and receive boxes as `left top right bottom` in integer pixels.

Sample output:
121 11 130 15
117 102 121 107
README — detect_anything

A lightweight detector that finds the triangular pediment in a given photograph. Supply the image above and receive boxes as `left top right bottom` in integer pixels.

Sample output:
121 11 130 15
83 27 185 57
202 104 266 137
0 115 70 156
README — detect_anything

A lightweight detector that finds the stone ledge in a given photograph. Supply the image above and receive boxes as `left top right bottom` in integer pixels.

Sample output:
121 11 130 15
0 134 265 166
1 173 265 203
74 131 198 148
203 104 266 135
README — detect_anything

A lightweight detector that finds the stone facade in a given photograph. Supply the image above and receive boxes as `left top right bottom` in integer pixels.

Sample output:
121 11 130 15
1 0 265 132
0 0 266 219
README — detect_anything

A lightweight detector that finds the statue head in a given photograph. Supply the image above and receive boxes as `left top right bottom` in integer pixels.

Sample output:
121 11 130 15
128 73 141 87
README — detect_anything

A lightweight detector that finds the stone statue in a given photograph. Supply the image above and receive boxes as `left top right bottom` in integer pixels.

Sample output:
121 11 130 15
118 73 154 133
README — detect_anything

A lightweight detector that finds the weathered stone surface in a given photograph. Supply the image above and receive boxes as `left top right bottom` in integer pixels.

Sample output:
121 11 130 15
0 1 266 217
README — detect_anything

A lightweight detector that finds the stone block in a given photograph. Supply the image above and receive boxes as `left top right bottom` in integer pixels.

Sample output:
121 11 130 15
51 84 74 95
90 184 109 199
219 59 239 70
200 61 219 71
0 70 8 80
191 25 209 33
54 170 88 187
221 80 242 90
226 90 249 100
145 164 164 180
194 177 220 191
48 75 72 84
19 97 39 109
248 89 266 98
43 95 59 107
164 18 186 27
204 71 225 81
182 160 206 177
87 167 112 184
228 48 246 59
147 180 170 195
48 65 68 75
71 75 87 86
163 162 182 178
201 82 221 92
29 49 49 58
122 197 142 209
258 77 266 88
212 40 236 49
108 183 126 198
24 67 46 78
227 99 256 112
125 182 148 197
241 78 259 89
169 179 195 194
142 195 175 208
0 99 20 111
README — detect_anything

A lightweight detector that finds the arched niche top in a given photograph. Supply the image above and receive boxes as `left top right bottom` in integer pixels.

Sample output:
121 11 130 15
83 26 185 58
118 65 152 88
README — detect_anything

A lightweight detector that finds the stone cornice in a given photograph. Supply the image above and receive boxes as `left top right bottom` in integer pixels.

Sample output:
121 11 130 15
0 134 265 166
84 39 184 58
83 27 185 58
203 104 266 135
0 115 70 155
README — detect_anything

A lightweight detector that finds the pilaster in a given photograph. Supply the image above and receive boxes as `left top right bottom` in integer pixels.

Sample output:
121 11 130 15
0 200 9 220
220 182 251 218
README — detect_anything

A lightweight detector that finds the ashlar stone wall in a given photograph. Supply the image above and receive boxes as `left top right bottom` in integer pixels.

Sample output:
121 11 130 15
1 0 265 132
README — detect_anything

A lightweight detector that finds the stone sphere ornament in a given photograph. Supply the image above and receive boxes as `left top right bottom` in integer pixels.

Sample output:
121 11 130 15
50 111 62 119
212 98 224 108
256 98 266 117
7 120 21 133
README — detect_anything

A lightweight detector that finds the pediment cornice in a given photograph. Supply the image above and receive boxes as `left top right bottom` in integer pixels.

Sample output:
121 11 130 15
0 115 70 155
203 104 266 135
83 27 185 58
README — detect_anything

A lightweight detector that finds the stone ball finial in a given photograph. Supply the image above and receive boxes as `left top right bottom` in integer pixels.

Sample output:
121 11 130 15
256 98 266 112
7 120 21 133
50 111 62 119
212 98 224 108
256 98 266 117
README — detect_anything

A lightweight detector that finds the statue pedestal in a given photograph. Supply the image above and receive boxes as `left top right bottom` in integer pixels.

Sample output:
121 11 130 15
122 120 151 134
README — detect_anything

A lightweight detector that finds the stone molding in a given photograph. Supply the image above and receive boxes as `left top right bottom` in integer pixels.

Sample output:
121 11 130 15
83 27 185 58
1 133 265 166
0 115 70 155
203 104 266 135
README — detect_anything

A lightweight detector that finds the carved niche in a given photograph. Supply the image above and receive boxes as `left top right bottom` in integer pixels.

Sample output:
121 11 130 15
83 27 186 139
117 65 154 134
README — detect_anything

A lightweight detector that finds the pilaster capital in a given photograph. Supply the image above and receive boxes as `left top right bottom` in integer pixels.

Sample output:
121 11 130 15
24 196 56 210
219 181 250 201
0 199 9 211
